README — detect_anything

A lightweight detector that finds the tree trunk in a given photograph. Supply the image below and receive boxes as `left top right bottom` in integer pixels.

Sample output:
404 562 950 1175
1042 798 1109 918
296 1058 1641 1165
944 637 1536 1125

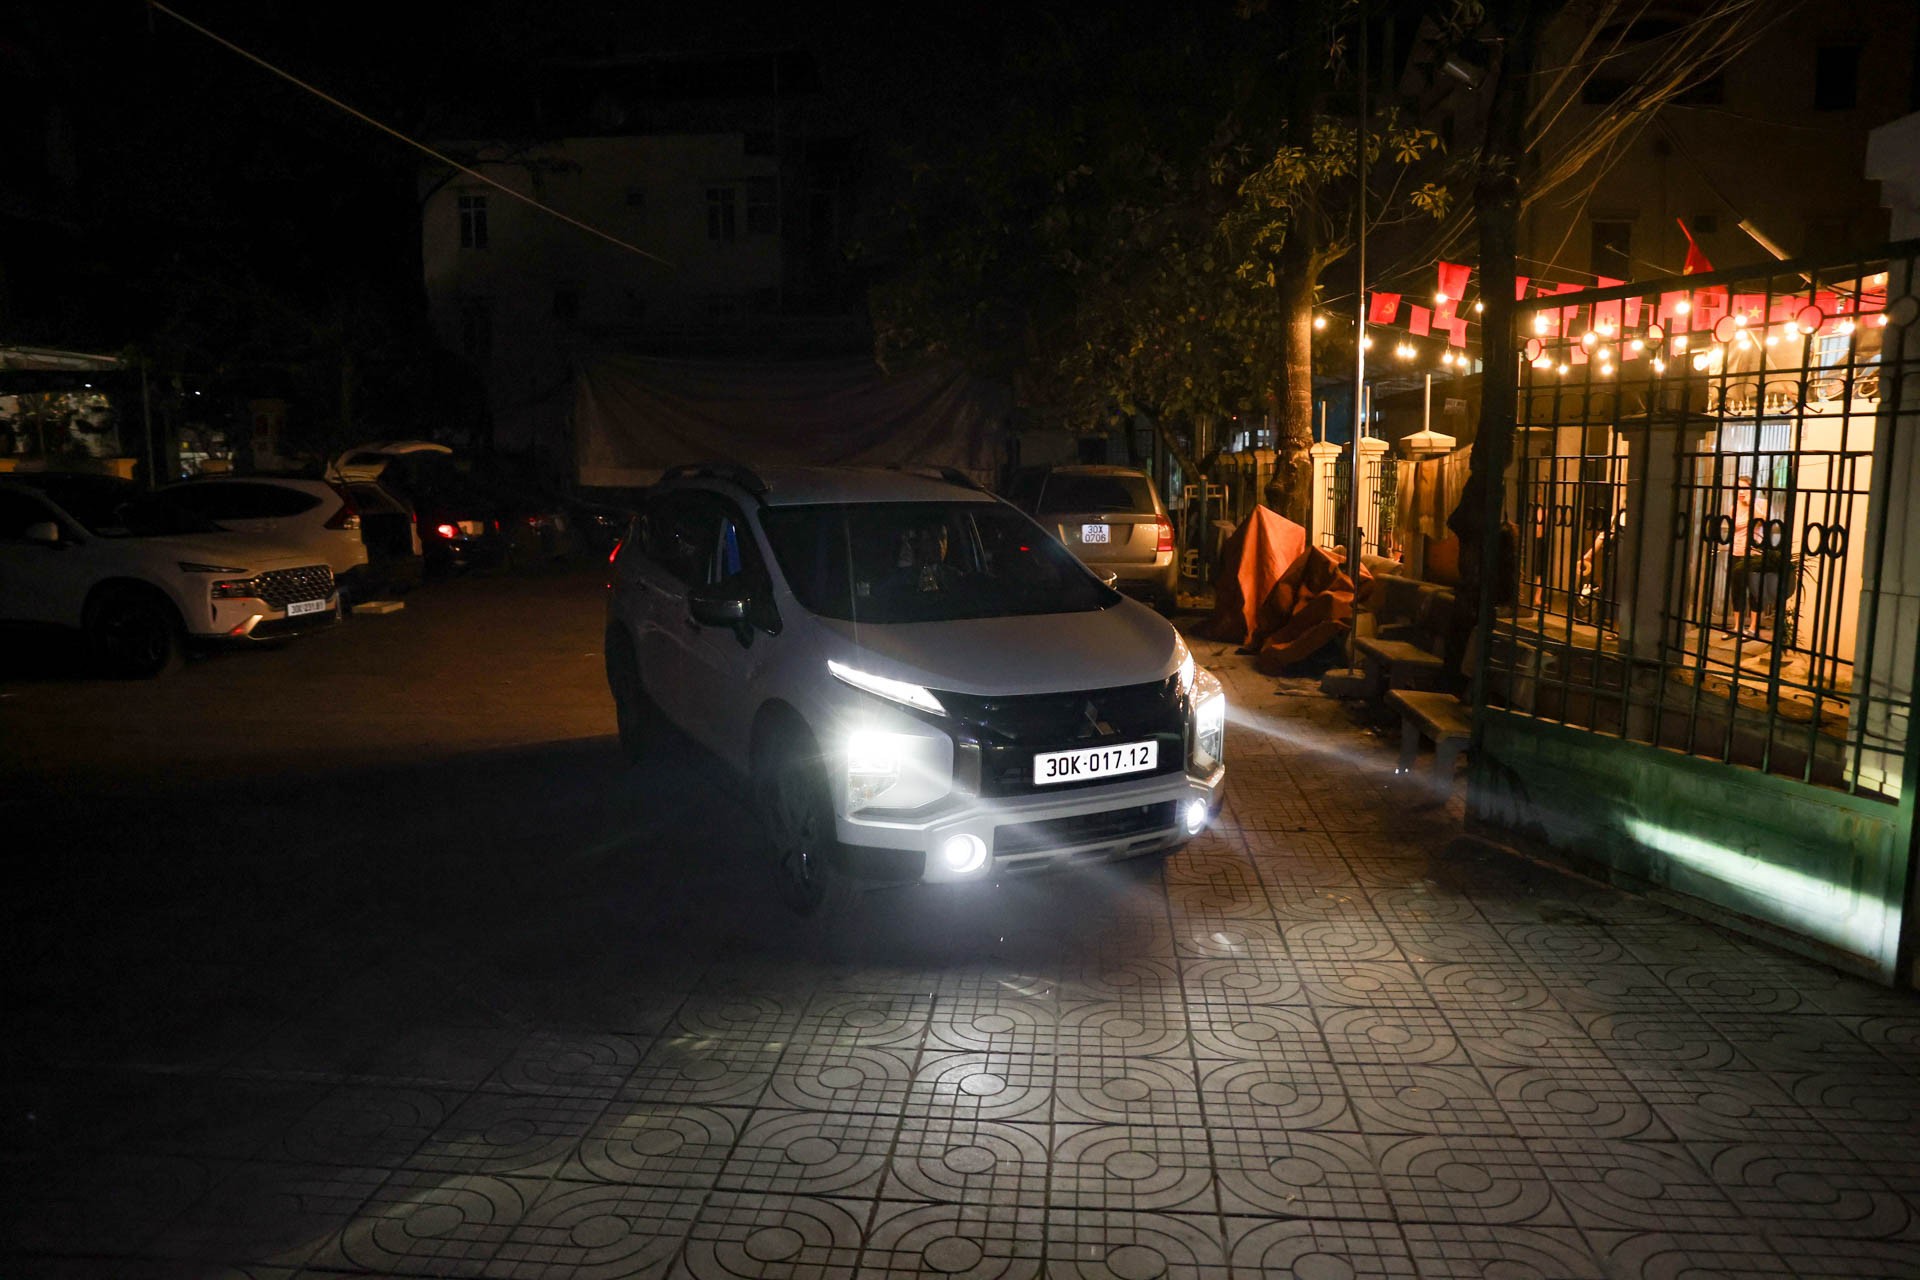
1268 255 1318 526
1450 0 1560 694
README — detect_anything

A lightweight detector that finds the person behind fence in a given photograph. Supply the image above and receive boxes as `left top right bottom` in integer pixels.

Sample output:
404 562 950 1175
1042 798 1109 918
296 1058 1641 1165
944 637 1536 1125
1727 476 1776 638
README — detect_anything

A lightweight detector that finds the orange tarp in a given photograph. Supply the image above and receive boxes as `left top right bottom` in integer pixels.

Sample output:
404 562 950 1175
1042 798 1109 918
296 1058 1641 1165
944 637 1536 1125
1254 545 1372 673
1200 506 1308 646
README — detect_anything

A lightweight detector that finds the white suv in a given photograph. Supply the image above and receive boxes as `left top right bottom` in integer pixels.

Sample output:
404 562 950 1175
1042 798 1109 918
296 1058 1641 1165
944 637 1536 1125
604 464 1226 912
0 473 339 677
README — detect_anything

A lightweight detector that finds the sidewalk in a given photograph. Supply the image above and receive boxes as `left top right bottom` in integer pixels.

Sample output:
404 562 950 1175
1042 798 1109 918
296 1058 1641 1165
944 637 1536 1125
4 630 1917 1278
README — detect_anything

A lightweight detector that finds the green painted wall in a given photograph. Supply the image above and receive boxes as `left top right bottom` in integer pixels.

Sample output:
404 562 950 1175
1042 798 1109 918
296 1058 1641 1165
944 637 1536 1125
1472 712 1911 982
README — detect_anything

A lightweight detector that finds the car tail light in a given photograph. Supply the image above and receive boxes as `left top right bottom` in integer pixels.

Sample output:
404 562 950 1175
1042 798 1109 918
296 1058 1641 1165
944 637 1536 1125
1155 519 1175 553
324 487 361 531
435 522 458 539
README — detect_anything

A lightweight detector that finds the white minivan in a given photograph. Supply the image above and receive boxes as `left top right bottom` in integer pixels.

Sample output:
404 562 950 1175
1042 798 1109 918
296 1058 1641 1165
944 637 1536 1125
604 463 1226 913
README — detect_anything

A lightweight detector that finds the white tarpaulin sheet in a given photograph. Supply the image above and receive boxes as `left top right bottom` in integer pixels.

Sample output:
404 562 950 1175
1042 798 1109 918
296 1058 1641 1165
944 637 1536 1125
573 354 1007 488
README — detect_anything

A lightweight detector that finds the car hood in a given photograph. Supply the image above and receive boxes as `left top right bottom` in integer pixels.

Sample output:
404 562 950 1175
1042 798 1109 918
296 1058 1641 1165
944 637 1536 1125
121 532 325 572
820 601 1180 697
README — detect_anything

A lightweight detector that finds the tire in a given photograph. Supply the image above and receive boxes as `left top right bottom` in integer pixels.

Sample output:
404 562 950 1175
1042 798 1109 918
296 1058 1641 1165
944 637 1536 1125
756 730 844 916
85 585 183 679
604 626 661 763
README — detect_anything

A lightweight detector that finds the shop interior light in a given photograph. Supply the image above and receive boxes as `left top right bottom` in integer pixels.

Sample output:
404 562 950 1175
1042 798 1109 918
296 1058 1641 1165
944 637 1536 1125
1557 363 1571 376
1652 357 1667 373
1673 334 1690 352
1675 299 1692 315
1532 314 1550 334
1839 319 1856 335
1629 338 1644 352
1361 335 1373 349
1692 352 1713 371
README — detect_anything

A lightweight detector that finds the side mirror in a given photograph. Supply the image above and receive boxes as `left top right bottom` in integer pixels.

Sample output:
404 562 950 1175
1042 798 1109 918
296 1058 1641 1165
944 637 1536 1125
24 521 62 546
688 581 749 628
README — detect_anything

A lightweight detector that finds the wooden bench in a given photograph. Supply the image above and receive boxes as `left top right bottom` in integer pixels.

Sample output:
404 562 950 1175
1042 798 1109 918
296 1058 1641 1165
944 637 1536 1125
1388 689 1472 778
1353 584 1455 696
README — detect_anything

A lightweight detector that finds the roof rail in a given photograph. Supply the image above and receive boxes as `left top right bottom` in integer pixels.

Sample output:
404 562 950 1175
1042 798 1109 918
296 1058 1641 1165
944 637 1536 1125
885 464 984 492
660 461 769 496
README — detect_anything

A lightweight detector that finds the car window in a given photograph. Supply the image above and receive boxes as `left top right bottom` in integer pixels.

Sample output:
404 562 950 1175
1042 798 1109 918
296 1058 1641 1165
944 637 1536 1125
0 490 56 539
638 490 721 587
1036 473 1157 515
346 483 406 515
15 476 221 537
173 483 320 520
1002 468 1044 512
759 501 1114 623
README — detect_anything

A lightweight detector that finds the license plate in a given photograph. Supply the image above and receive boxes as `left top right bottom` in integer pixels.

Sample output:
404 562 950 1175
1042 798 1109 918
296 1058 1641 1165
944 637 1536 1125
1081 523 1109 543
1033 739 1158 785
285 598 329 617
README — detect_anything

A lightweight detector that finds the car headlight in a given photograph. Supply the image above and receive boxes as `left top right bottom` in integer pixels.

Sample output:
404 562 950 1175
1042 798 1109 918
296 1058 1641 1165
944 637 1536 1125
210 575 264 599
842 726 953 812
1190 668 1226 773
828 659 946 715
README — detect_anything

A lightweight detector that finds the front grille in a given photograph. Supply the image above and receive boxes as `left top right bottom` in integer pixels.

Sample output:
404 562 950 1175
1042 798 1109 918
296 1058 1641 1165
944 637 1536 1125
938 678 1186 797
255 565 334 610
994 801 1177 856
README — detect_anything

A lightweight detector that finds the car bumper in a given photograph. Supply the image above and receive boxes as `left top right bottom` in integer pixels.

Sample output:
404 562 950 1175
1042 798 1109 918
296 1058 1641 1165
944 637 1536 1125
836 763 1226 883
192 594 342 643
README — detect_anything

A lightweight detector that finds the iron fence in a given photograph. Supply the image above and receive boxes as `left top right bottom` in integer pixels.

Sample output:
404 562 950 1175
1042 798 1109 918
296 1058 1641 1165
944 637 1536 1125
1487 245 1920 800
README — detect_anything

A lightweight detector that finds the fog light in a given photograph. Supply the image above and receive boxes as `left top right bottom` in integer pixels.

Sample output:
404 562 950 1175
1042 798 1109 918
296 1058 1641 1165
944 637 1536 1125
940 832 987 874
1183 799 1209 835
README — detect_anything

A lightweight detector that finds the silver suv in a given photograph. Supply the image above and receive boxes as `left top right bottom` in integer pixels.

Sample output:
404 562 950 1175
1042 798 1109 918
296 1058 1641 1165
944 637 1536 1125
604 464 1226 912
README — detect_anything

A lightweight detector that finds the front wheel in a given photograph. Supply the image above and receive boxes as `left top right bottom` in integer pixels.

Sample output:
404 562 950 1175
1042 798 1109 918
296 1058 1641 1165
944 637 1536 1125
604 627 661 763
85 587 183 679
757 736 844 916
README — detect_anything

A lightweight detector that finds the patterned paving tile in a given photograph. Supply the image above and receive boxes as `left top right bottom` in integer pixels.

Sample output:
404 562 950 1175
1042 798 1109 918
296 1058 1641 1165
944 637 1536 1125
1701 1011 1891 1074
883 1117 1050 1205
1180 957 1305 1006
860 1200 1045 1278
1632 1069 1821 1143
1574 1011 1746 1075
1052 1055 1203 1127
1040 1209 1228 1279
617 1032 781 1109
718 1108 899 1198
415 1090 605 1177
1197 1056 1356 1132
926 996 1058 1054
1485 1066 1670 1141
1371 1134 1565 1226
274 1084 455 1168
564 1103 743 1188
1588 1230 1795 1278
1056 1000 1190 1059
1170 916 1289 961
1318 1006 1469 1067
1688 1139 1913 1239
1185 1000 1321 1061
766 1044 917 1115
794 992 933 1050
1412 961 1561 1012
677 1191 866 1279
307 1170 536 1276
1399 1222 1602 1278
1337 1064 1513 1138
1296 960 1431 1009
1049 1124 1215 1213
1213 1126 1386 1219
485 1032 646 1098
906 1051 1054 1125
1527 1138 1744 1234
1226 1217 1417 1277
1446 1007 1608 1071
493 1182 700 1279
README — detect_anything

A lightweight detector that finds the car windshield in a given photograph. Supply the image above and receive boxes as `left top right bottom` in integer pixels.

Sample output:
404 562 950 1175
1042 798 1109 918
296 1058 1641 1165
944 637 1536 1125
27 476 222 537
1036 472 1157 515
759 501 1117 623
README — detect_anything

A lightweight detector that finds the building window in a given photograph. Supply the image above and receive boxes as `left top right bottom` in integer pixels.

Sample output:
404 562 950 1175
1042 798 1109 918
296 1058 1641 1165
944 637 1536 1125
1590 219 1633 280
552 286 579 321
706 187 736 242
457 194 489 250
459 299 493 366
1814 45 1861 111
746 178 778 235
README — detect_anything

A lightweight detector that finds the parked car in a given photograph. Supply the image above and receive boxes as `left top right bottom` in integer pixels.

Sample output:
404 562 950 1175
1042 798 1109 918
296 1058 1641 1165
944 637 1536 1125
1003 464 1179 610
604 463 1226 914
329 439 453 484
0 472 338 677
332 445 576 575
164 476 371 597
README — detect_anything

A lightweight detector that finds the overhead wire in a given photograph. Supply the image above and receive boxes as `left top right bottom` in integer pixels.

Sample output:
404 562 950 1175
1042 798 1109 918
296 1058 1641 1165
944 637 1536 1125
145 1 675 271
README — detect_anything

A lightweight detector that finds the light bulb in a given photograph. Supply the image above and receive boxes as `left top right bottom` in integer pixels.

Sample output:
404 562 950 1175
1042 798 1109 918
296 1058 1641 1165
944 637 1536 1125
1362 335 1373 349
1313 315 1327 330
1473 300 1485 313
1557 363 1570 376
1674 334 1690 352
1532 314 1550 334
1676 299 1692 315
1653 358 1666 373
1435 291 1449 304
1733 314 1748 327
1629 338 1644 352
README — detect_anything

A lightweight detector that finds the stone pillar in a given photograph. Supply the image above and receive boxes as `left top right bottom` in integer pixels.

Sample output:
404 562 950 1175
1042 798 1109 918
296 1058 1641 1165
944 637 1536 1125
1615 421 1680 663
1400 429 1456 580
1848 255 1920 802
1357 436 1390 556
1310 441 1342 549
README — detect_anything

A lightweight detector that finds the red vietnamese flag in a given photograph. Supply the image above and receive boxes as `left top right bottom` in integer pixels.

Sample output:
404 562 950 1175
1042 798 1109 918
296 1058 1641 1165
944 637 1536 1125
1409 304 1432 336
1368 292 1401 325
1677 218 1713 275
1436 261 1470 304
1514 275 1531 300
1446 316 1470 347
